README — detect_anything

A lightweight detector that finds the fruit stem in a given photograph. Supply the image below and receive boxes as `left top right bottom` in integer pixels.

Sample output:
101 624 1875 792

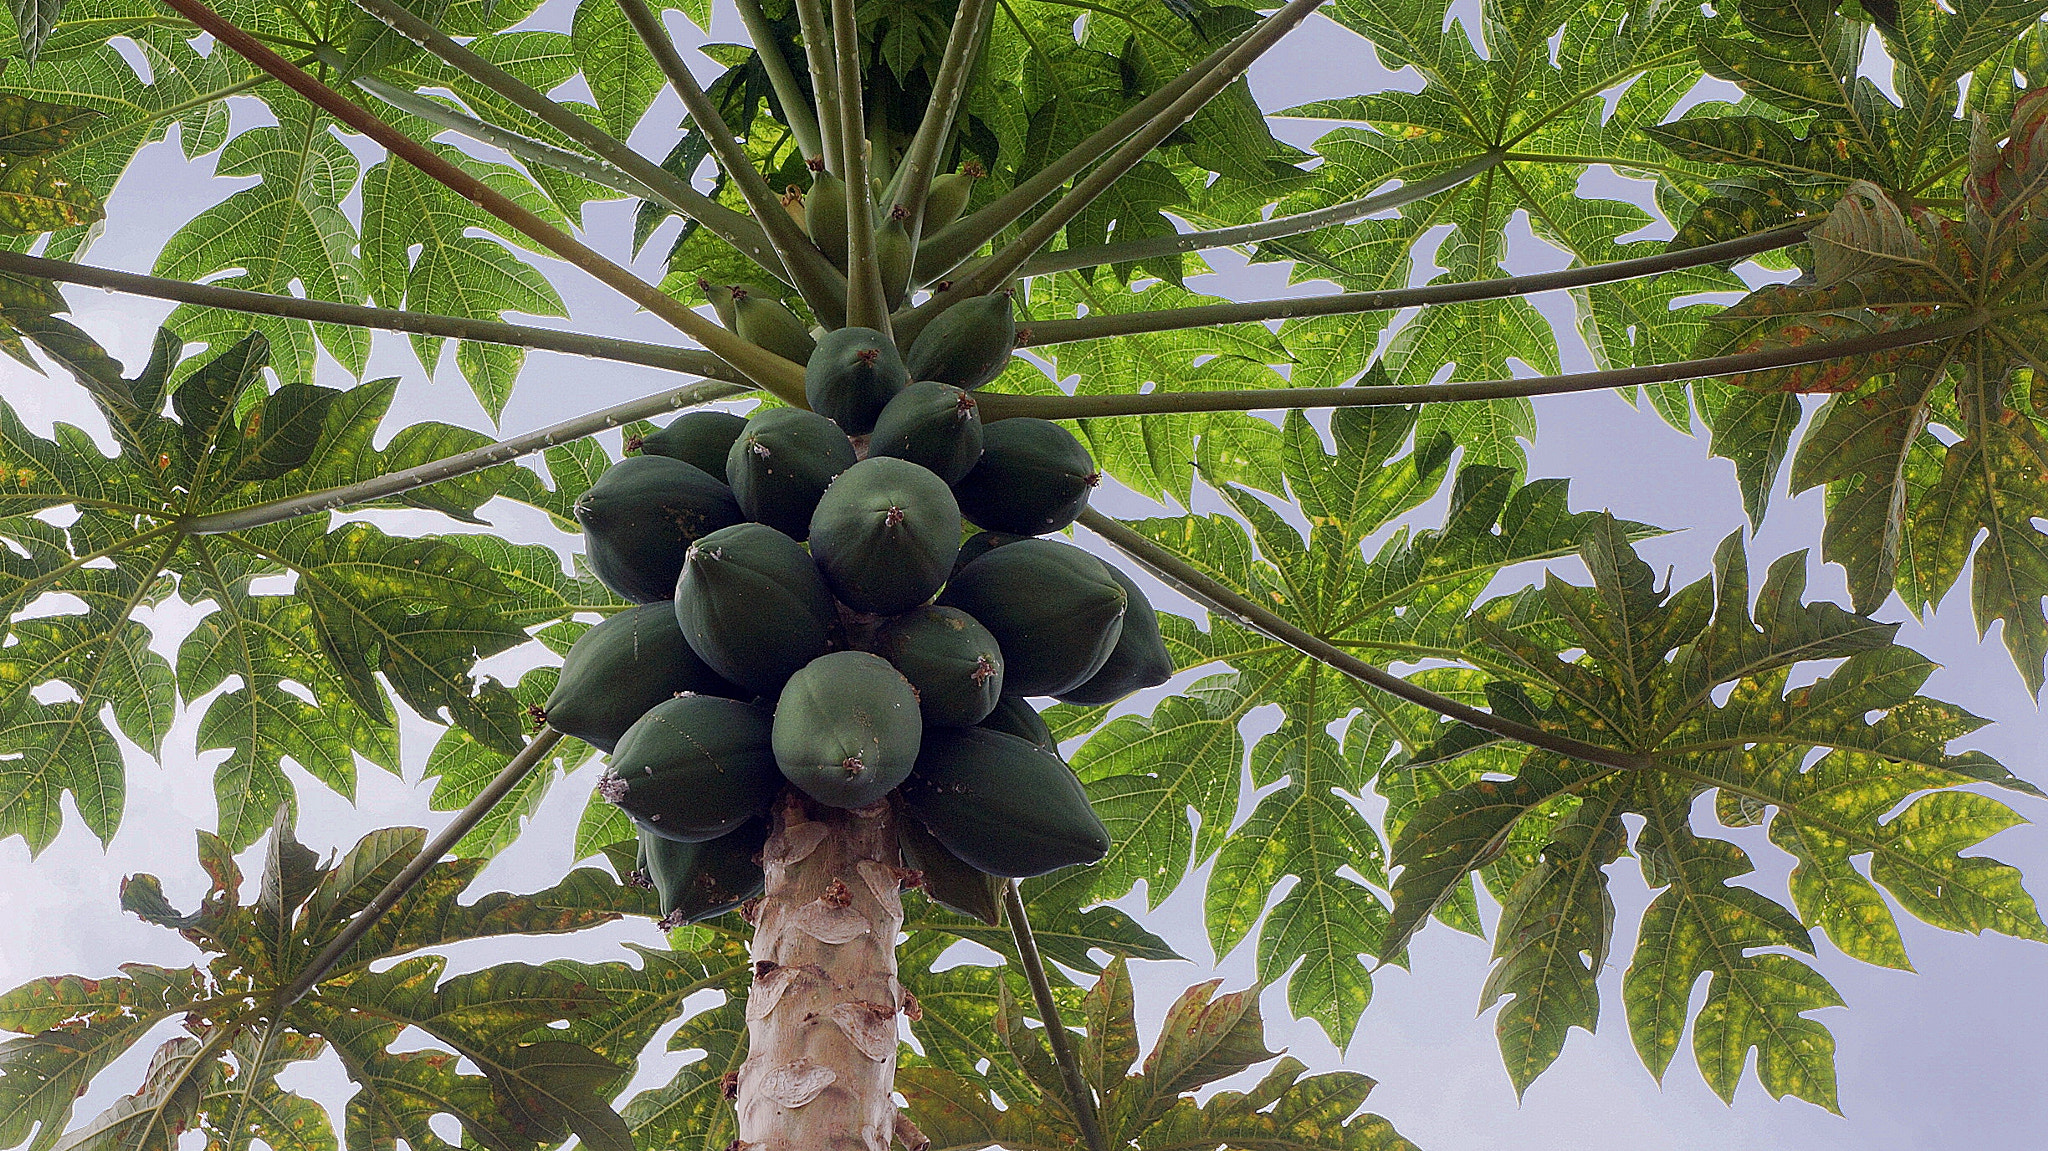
1005 881 1111 1151
735 0 824 162
832 0 891 335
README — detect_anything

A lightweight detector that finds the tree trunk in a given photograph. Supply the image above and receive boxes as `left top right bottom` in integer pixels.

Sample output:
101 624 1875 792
736 792 923 1151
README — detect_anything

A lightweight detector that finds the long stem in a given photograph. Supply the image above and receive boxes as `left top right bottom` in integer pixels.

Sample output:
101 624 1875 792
982 311 1984 420
833 0 888 333
1018 220 1817 346
911 22 1264 284
734 0 823 161
1004 882 1110 1151
0 254 741 381
1077 510 1661 772
347 0 786 280
616 0 846 320
889 0 993 222
1013 152 1504 278
792 0 842 174
187 379 750 534
275 729 567 1006
165 0 808 403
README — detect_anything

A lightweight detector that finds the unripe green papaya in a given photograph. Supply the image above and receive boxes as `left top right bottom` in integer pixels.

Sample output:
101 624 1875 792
899 727 1109 877
896 811 1002 924
674 522 839 694
637 820 767 926
951 529 1025 578
732 291 818 365
543 603 745 752
977 695 1055 751
939 538 1125 696
700 280 769 329
725 406 858 539
1057 565 1173 705
575 455 745 603
805 327 909 435
903 290 1015 390
637 410 748 479
772 650 922 808
809 457 961 614
876 208 913 312
599 694 781 841
807 168 849 271
871 606 1002 726
918 162 980 236
867 381 983 484
954 418 1098 536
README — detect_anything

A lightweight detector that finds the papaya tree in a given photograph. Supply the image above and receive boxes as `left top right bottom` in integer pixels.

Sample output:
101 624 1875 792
0 0 2044 1148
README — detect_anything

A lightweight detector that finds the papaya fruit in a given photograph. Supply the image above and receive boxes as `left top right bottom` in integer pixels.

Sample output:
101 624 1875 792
637 410 748 479
903 290 1015 390
780 184 806 230
674 522 839 694
896 810 1003 924
808 457 961 614
599 694 781 841
701 280 768 329
977 695 1055 751
867 381 983 484
725 406 858 539
771 650 922 808
807 168 849 271
876 208 913 312
1057 565 1173 705
638 820 767 926
919 162 980 236
939 538 1126 696
574 455 745 603
953 418 1098 536
899 727 1109 877
543 602 745 752
951 528 1024 579
732 291 818 365
871 606 1002 726
805 327 909 435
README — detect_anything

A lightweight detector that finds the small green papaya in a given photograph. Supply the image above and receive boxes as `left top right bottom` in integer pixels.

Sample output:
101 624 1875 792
674 522 839 694
575 455 745 603
951 529 1025 578
867 381 983 484
977 695 1055 751
896 810 1003 924
543 603 745 752
637 410 748 479
1057 565 1173 706
918 162 981 236
805 327 909 435
772 651 922 808
939 538 1126 696
871 606 1002 726
807 167 849 271
809 457 961 614
903 290 1015 390
899 727 1109 877
725 406 858 539
638 820 767 927
599 694 781 841
732 290 818 365
876 207 913 312
954 418 1098 536
700 280 769 328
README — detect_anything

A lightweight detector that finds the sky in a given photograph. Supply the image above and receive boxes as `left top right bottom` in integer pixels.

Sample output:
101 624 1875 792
0 5 2044 1151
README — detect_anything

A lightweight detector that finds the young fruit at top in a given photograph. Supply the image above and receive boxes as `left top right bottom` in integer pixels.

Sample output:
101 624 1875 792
600 694 781 841
806 164 849 271
780 184 806 229
543 602 745 752
809 457 961 614
953 417 1099 536
876 206 913 312
636 410 748 479
701 280 772 328
731 289 818 365
636 820 768 927
772 650 922 808
939 538 1126 696
867 380 983 484
919 161 982 235
674 522 839 695
903 289 1016 390
977 695 1055 751
725 406 859 539
574 455 744 603
805 327 909 435
899 726 1110 877
870 605 1003 726
896 812 1003 924
1056 565 1173 705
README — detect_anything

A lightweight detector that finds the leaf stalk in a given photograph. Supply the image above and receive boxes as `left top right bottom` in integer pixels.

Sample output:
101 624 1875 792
1004 882 1111 1151
734 0 824 161
832 0 889 333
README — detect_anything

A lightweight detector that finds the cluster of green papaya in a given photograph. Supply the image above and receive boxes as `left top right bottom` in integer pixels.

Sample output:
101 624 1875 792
554 300 1171 927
